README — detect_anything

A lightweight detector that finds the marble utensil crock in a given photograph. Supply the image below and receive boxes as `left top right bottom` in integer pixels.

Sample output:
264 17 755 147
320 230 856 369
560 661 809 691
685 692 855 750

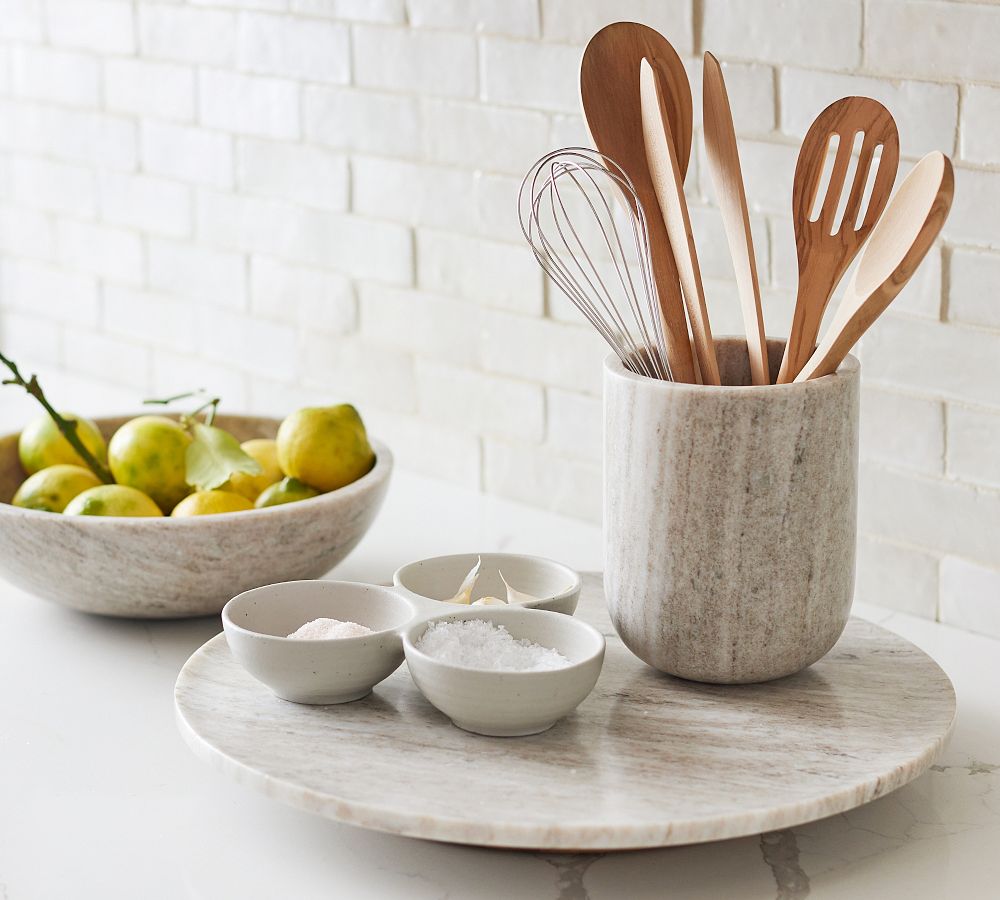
604 338 860 683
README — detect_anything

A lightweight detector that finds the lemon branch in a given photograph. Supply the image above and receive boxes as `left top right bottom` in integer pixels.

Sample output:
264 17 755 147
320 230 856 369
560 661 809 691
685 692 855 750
0 350 114 484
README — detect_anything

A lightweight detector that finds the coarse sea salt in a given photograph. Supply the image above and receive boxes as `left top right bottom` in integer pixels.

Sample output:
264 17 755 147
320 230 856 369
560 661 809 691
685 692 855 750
416 619 570 671
287 618 373 640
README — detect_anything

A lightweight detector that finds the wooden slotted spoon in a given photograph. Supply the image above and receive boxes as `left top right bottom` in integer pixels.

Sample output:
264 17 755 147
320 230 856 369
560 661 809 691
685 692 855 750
702 52 769 386
639 58 720 385
776 97 899 384
795 152 954 382
580 22 697 384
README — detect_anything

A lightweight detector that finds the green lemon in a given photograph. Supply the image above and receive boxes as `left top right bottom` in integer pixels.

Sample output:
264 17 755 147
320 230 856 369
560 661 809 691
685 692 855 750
108 416 193 513
171 490 254 517
64 484 163 517
276 405 374 493
12 464 103 513
18 412 107 476
224 438 282 501
254 476 319 508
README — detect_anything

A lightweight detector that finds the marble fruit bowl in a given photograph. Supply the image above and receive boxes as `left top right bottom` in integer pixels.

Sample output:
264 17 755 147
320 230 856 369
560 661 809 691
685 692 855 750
0 414 392 618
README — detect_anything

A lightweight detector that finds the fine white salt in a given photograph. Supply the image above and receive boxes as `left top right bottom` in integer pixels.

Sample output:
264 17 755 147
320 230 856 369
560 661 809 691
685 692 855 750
287 618 373 640
415 619 570 671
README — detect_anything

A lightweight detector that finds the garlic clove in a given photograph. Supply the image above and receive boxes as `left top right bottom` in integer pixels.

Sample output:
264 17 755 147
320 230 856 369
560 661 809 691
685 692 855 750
447 556 482 604
472 596 507 606
499 571 544 605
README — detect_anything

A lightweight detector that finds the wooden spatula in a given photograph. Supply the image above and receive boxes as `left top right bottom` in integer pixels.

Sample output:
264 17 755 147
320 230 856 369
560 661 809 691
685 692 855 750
639 58 720 386
580 22 697 384
795 152 954 382
702 52 769 386
776 97 899 384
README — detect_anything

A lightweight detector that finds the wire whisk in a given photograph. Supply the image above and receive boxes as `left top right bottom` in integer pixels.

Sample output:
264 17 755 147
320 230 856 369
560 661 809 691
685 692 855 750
518 148 673 381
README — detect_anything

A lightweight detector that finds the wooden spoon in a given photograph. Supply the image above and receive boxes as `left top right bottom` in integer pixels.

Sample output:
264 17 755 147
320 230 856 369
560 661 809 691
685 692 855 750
580 22 697 384
776 97 899 384
795 152 954 382
702 52 769 386
639 58 720 385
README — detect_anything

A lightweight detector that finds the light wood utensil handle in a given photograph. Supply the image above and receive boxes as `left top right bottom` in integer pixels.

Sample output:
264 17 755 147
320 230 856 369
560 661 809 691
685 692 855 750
795 152 954 382
639 58 720 386
702 52 769 386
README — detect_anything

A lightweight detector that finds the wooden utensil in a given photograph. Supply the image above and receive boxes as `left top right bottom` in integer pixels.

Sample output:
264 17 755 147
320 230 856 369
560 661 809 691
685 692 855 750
702 52 769 386
776 97 899 384
795 152 954 382
580 22 697 384
639 58 720 386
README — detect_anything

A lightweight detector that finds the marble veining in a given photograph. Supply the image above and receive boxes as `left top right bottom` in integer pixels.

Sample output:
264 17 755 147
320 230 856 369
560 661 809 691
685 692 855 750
605 340 860 683
174 574 955 851
0 415 391 618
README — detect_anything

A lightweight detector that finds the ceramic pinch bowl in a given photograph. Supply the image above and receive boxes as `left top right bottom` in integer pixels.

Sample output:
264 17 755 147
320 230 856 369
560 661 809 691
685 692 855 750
221 581 415 704
402 606 606 737
393 552 581 615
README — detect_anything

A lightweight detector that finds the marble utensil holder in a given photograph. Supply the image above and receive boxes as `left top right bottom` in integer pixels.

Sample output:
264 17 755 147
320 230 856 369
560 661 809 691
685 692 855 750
604 337 860 684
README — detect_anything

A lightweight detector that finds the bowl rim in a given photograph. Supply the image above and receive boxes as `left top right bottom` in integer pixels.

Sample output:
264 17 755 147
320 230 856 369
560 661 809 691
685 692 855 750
222 579 415 646
401 605 605 678
393 552 582 607
0 416 392 523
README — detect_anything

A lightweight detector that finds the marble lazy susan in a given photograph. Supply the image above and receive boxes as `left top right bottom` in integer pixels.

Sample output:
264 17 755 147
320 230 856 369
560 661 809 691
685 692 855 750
174 574 956 851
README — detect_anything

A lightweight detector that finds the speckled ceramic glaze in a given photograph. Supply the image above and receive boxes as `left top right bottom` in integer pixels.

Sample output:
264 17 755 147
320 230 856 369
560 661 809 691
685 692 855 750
0 415 392 619
604 339 860 683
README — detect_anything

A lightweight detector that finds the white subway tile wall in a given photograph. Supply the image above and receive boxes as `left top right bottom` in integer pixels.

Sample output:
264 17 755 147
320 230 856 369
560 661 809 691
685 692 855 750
0 0 998 637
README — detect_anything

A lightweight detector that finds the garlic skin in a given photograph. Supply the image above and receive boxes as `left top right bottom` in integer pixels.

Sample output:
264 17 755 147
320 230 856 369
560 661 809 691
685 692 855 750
500 571 544 605
446 557 482 605
472 596 507 606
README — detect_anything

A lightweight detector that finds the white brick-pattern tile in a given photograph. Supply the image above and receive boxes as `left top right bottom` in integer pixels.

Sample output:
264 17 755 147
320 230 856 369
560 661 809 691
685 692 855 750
105 59 196 122
939 557 1000 641
409 0 539 38
237 12 350 84
0 0 997 635
353 26 477 98
11 46 101 107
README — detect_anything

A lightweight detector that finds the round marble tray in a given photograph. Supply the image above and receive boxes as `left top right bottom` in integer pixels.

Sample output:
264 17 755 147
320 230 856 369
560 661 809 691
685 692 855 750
174 574 956 851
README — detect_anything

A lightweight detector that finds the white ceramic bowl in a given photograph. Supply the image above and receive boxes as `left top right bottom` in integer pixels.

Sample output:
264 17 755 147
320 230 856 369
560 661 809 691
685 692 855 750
222 581 416 704
0 414 392 618
402 606 606 737
393 553 581 616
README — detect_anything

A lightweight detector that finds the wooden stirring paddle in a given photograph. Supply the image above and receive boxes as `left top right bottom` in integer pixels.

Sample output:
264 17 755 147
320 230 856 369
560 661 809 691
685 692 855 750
777 97 899 383
580 23 697 383
702 52 769 385
639 58 720 385
795 152 954 382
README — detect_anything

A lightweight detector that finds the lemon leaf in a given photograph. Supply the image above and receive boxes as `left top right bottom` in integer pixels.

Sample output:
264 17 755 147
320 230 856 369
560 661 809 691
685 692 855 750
186 423 262 491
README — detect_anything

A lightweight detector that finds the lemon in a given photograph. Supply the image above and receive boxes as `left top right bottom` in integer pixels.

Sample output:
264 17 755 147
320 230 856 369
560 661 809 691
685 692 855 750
18 412 107 476
12 464 103 513
64 484 163 517
108 416 192 513
224 438 282 501
171 490 254 517
255 476 319 508
276 405 374 493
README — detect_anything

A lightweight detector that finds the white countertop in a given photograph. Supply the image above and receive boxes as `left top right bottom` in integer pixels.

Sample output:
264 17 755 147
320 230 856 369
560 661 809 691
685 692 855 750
2 388 999 899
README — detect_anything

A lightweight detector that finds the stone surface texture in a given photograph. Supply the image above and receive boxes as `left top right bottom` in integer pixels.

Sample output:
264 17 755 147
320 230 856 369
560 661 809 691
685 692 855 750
174 573 954 852
0 414 391 618
605 340 860 683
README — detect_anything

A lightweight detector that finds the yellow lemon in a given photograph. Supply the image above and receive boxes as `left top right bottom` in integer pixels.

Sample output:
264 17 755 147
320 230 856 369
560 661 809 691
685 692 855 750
255 476 319 508
108 416 192 513
18 412 107 476
64 484 163 517
172 490 255 517
224 438 282 501
276 405 374 493
12 464 103 513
